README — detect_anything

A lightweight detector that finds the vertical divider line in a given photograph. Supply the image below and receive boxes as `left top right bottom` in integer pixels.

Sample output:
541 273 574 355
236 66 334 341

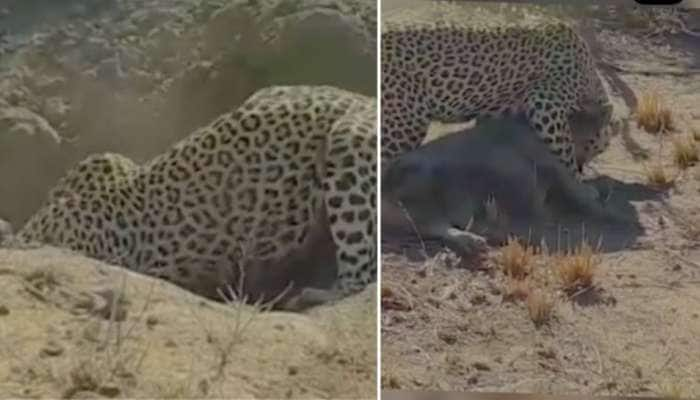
375 0 383 397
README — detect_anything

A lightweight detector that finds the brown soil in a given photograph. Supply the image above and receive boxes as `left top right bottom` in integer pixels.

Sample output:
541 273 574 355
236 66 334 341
381 3 700 398
0 246 376 398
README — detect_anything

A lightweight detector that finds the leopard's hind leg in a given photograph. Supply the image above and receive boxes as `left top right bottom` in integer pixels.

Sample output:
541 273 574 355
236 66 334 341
321 107 377 296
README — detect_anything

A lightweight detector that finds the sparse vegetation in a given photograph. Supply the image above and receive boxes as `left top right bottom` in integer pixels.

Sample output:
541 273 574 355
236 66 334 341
498 237 536 280
59 277 153 398
656 379 686 400
1 248 375 398
644 160 676 188
526 290 553 326
672 135 699 169
692 126 700 142
636 91 674 134
484 195 510 235
203 265 285 382
504 277 531 302
555 241 600 295
484 195 499 223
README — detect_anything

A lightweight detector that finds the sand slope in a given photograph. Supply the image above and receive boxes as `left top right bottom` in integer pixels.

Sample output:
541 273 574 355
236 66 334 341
0 246 376 398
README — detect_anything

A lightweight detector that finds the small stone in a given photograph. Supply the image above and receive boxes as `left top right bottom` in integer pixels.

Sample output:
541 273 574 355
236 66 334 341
288 366 298 375
537 348 557 360
198 379 209 395
437 330 457 345
472 360 491 371
0 305 9 316
470 294 488 306
40 341 64 357
146 315 158 328
97 385 121 398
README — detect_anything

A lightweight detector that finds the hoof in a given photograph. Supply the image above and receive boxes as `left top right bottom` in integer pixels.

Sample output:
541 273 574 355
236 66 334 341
281 287 341 311
445 227 489 258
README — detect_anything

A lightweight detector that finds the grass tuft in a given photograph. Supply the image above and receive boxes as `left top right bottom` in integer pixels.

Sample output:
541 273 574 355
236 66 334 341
555 241 600 295
672 135 699 169
644 160 676 189
692 126 700 142
636 91 674 134
656 379 685 400
498 237 536 280
504 277 531 303
527 290 553 326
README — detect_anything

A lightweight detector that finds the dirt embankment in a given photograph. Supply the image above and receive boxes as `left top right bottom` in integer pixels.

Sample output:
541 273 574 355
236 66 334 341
0 246 377 398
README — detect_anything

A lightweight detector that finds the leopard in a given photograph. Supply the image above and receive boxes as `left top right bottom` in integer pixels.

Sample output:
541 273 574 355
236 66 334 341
381 11 615 201
17 85 377 303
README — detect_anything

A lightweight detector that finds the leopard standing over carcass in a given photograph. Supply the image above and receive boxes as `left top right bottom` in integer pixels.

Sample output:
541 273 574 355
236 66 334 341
381 6 615 188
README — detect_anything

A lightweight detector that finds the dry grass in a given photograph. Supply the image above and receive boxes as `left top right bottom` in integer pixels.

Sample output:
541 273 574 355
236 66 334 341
41 274 155 399
636 91 674 134
672 135 699 169
656 379 686 400
692 126 700 142
644 160 676 188
555 241 601 295
498 237 536 280
504 277 531 302
484 195 500 224
484 195 510 232
526 290 553 326
192 262 283 385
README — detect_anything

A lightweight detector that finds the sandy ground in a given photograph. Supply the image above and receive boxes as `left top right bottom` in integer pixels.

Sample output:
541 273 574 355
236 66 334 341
381 3 700 398
0 246 376 398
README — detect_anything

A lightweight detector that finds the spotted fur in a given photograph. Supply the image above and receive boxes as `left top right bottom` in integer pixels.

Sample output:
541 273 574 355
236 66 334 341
18 86 377 298
381 15 613 178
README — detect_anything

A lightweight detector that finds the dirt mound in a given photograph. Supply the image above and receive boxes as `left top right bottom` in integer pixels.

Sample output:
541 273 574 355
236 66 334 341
0 246 376 398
